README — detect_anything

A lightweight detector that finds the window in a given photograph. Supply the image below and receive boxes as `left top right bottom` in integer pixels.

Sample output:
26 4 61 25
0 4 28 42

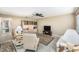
1 20 9 33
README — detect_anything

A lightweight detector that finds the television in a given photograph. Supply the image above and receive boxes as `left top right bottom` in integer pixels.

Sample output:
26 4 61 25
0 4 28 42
44 26 51 31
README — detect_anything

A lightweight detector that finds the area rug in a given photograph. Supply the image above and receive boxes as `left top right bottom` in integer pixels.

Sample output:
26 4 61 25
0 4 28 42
0 41 16 52
37 34 54 45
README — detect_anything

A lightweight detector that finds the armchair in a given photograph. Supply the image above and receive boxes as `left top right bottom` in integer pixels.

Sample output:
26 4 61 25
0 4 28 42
23 33 39 51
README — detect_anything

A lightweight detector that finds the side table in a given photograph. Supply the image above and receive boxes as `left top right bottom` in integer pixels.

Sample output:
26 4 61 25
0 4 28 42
12 40 25 52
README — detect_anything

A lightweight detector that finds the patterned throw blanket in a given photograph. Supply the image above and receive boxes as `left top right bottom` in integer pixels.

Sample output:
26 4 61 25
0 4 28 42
0 41 16 52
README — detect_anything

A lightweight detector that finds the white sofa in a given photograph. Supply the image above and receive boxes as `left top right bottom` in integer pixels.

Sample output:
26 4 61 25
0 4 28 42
23 33 39 51
56 29 79 52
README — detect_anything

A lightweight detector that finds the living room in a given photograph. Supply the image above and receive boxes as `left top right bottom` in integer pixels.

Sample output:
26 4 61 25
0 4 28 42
0 7 79 52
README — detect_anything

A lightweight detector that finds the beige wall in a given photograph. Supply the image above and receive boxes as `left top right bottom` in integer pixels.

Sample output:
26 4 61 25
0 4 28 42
11 17 22 29
37 14 75 35
0 14 37 29
0 13 75 35
11 17 37 29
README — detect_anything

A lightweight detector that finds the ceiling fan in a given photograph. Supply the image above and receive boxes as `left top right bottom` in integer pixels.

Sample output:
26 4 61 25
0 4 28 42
32 12 44 17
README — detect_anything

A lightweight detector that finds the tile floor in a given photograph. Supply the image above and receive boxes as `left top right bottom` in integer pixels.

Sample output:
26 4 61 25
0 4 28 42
0 34 59 52
37 37 59 52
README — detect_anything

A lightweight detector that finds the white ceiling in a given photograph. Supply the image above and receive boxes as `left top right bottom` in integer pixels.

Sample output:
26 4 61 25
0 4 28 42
0 7 75 17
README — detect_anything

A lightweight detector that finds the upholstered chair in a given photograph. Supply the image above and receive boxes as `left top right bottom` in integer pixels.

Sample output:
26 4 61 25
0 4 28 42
23 33 39 51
